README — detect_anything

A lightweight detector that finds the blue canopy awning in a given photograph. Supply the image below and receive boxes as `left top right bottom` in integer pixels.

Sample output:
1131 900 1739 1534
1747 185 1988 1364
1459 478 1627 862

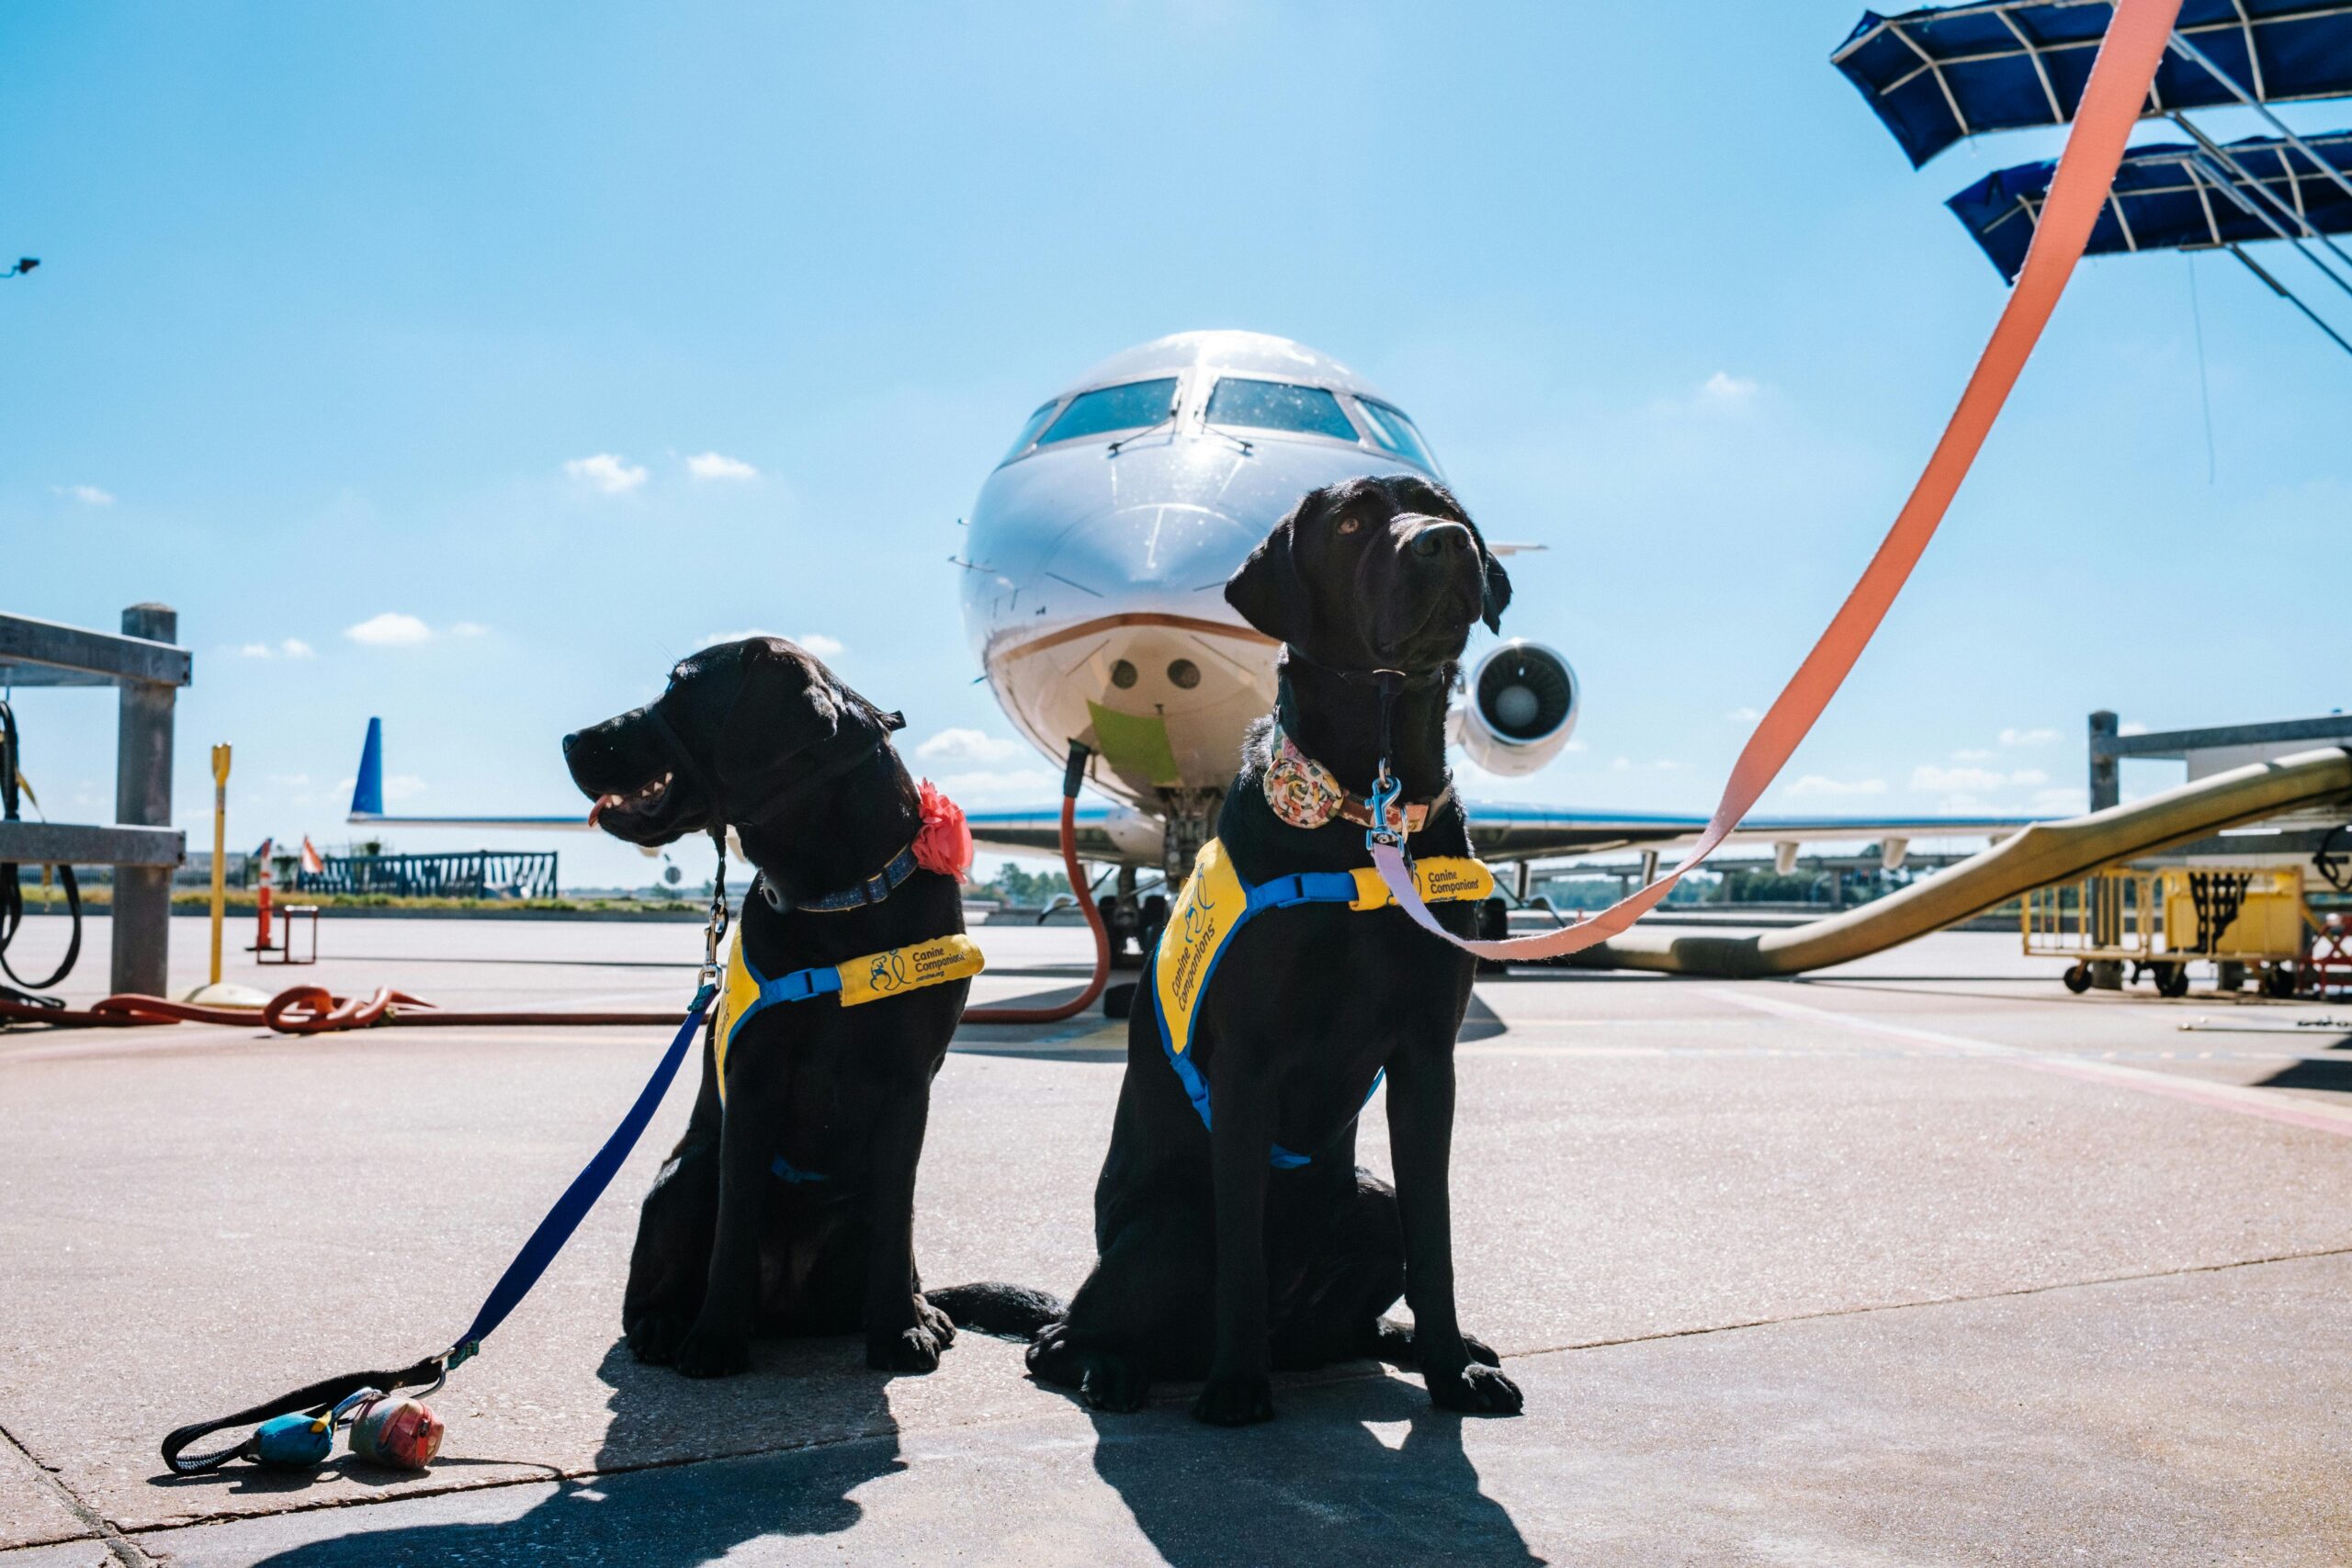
1949 129 2352 277
1835 1 2352 166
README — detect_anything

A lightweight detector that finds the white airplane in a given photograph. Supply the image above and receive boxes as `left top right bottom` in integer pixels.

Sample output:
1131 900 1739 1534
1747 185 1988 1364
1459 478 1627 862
949 330 2027 942
351 328 2030 945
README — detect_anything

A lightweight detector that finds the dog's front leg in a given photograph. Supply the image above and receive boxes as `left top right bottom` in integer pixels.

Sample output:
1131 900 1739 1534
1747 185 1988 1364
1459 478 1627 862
670 1102 767 1378
1195 1055 1276 1426
1386 1042 1522 1416
862 1078 954 1372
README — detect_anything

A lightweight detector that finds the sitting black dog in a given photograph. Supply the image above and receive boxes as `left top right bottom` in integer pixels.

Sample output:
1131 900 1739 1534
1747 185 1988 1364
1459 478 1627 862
563 637 974 1377
944 475 1524 1424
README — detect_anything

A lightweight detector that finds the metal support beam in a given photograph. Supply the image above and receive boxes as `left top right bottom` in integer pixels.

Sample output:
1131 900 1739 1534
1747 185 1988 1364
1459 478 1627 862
110 604 178 996
0 822 181 867
2088 711 2121 810
2093 712 2352 761
0 611 193 689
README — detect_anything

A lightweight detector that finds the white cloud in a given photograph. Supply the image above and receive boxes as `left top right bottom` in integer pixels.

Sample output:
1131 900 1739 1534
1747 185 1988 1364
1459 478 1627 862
918 728 1023 764
1786 773 1887 796
2033 786 2089 815
929 767 1057 801
695 628 843 657
2007 768 2049 787
447 622 488 638
279 637 314 659
1726 705 1761 725
686 451 758 480
565 453 648 494
2119 720 2150 737
57 483 115 506
1912 764 2007 793
1698 371 1759 407
1951 748 1994 762
1999 727 2060 747
383 773 427 802
345 612 434 646
239 642 274 658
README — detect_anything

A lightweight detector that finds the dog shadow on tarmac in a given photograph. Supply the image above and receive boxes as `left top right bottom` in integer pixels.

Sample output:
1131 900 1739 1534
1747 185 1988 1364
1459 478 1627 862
238 1337 907 1566
1081 1371 1544 1567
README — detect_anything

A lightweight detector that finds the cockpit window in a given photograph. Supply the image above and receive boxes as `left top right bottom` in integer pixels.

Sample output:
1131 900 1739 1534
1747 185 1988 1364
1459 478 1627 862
1002 400 1059 462
1038 378 1181 446
1356 398 1436 470
1203 378 1360 442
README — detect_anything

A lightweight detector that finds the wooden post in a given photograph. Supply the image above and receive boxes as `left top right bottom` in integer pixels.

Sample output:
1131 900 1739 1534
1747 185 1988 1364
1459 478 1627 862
112 604 177 997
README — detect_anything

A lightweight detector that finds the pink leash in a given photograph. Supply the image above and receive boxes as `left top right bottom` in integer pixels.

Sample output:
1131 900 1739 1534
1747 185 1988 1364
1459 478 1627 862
1370 0 2184 963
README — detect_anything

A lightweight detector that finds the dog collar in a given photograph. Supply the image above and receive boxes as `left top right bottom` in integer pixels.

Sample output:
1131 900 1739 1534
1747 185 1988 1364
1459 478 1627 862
1262 723 1452 835
756 844 921 915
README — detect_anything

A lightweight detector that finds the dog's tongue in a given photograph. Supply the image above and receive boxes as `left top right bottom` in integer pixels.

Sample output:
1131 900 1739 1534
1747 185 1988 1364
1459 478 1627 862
588 795 610 827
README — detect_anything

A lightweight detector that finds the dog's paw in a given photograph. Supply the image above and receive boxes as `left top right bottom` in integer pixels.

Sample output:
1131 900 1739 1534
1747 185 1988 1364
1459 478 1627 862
867 1323 947 1374
1373 1320 1503 1370
915 1293 957 1350
672 1325 752 1379
1078 1352 1148 1414
1192 1371 1276 1427
625 1313 690 1365
1426 1360 1523 1416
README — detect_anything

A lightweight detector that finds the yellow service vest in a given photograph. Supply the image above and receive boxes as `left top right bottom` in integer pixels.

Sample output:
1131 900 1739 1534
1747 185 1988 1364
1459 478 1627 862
712 927 986 1107
1150 837 1494 1166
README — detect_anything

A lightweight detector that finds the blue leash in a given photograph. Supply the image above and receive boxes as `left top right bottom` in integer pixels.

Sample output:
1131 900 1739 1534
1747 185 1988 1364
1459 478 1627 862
443 979 717 1370
164 845 731 1475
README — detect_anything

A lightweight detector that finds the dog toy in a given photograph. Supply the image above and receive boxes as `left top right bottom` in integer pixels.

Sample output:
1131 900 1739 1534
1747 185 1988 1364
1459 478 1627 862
346 1393 445 1470
235 1387 442 1472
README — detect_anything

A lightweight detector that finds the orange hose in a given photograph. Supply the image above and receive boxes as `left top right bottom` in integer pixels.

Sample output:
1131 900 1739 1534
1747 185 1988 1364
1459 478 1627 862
958 791 1112 1024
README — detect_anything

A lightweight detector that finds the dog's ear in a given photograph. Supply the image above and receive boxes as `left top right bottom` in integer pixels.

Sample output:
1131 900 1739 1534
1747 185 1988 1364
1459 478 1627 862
714 637 842 801
1225 494 1315 643
1479 542 1512 635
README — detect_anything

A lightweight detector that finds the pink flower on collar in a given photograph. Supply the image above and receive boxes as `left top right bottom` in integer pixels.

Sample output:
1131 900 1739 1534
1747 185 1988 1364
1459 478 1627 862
911 780 972 882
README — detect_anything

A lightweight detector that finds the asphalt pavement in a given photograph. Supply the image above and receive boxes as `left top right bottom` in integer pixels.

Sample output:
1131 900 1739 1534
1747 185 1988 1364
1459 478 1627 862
3 912 2347 1565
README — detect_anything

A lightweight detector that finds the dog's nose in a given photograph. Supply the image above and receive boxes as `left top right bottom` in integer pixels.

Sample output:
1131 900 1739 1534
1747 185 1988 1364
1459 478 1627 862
560 731 580 756
1411 522 1473 558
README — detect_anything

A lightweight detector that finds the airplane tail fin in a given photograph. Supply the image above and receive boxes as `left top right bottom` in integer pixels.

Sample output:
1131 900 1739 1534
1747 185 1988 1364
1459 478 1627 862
351 717 385 818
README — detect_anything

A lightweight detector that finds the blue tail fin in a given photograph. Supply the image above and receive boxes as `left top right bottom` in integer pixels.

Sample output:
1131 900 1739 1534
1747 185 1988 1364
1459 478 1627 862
351 717 385 817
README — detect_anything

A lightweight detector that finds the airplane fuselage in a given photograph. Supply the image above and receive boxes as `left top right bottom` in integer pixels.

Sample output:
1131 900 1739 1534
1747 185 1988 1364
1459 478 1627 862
961 332 1437 871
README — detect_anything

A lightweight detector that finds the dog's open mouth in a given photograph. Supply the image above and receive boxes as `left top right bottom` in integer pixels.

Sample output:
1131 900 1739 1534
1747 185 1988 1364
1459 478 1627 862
588 771 674 829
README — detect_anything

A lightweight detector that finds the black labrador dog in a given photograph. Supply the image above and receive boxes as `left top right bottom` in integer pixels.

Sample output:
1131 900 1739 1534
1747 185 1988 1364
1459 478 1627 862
944 475 1523 1424
563 637 971 1377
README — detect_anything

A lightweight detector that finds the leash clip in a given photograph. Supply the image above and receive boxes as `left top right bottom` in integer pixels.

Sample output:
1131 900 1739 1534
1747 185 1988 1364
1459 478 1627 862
1364 765 1404 852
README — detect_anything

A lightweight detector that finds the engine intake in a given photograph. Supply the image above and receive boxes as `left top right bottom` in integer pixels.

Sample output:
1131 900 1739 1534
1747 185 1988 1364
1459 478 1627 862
1456 640 1578 777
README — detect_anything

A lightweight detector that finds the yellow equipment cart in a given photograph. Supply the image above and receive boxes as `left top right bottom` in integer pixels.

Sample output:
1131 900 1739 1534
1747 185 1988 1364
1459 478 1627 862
2023 863 2307 998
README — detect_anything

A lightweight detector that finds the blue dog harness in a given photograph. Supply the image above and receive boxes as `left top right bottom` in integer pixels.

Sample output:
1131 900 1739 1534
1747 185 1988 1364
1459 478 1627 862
1150 838 1494 1168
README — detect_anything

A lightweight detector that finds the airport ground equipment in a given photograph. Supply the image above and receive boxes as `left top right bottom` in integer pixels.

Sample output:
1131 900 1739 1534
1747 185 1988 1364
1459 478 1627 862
1559 748 2352 977
257 904 320 965
0 605 188 997
2023 864 2307 996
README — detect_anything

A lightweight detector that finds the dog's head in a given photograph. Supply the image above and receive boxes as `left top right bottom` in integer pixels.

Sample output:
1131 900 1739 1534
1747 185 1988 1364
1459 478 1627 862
562 637 902 848
1224 475 1509 672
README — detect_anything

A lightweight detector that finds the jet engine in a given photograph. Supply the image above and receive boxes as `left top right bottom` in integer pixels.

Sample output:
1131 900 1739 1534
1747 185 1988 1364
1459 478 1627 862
1454 640 1578 777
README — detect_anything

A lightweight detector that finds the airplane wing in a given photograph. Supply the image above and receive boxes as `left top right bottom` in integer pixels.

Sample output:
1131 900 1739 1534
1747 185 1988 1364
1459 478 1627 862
1462 801 2039 863
343 718 597 831
966 803 1137 863
968 787 2035 866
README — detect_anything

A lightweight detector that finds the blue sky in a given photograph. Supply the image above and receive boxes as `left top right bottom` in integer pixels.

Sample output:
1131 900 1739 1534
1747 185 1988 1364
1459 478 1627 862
6 1 2346 888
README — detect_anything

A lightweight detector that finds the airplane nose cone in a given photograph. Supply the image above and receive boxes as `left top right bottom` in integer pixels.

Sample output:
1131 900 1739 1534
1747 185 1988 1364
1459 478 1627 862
1042 502 1261 605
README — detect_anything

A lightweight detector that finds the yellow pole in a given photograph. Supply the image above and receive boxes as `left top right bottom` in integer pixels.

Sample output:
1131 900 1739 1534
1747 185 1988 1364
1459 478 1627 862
209 744 232 987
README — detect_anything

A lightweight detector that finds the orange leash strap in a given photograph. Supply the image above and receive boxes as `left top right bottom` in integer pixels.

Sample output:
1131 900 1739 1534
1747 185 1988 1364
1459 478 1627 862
1373 0 2184 961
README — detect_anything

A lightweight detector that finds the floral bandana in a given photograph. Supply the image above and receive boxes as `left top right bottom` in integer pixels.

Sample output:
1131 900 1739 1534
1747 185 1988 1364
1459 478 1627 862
1261 725 1446 834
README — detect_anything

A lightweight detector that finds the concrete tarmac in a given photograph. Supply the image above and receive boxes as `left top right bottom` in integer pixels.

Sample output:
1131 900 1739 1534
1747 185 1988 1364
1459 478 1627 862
3 914 2348 1564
